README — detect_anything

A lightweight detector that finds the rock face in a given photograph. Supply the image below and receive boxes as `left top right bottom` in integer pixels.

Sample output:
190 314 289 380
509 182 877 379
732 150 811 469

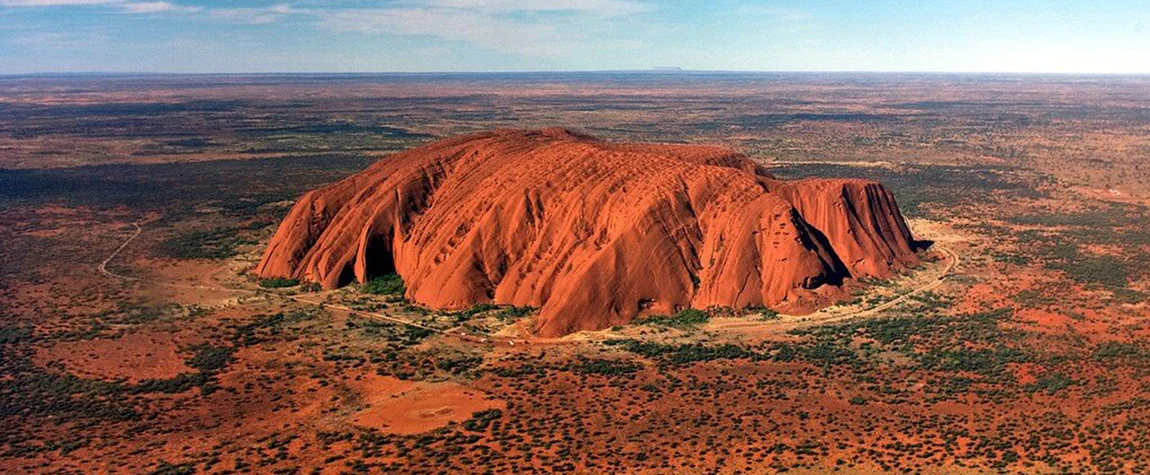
257 128 921 337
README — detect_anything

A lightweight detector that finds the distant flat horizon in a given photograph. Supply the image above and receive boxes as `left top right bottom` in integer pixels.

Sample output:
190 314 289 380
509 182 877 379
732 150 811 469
5 70 1150 78
1 1 1147 75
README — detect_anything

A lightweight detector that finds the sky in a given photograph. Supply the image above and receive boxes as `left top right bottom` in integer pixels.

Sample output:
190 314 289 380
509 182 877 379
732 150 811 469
0 0 1147 74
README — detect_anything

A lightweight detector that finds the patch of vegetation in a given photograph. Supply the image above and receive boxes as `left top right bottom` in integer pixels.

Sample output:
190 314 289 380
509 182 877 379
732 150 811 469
131 373 209 395
0 325 34 345
368 339 478 381
605 337 861 369
361 273 405 296
991 252 1030 266
789 308 1032 382
0 335 246 428
461 409 502 432
0 363 139 423
1092 342 1150 362
0 154 377 218
1015 288 1059 308
574 358 642 376
1008 205 1150 290
1026 372 1074 395
96 302 187 326
185 344 235 373
399 326 435 345
641 308 709 328
605 340 756 366
150 461 197 475
445 303 500 323
157 227 247 259
258 277 299 289
769 163 1043 217
918 346 1028 379
750 307 780 320
231 311 317 347
495 306 535 322
1054 254 1130 289
435 352 484 376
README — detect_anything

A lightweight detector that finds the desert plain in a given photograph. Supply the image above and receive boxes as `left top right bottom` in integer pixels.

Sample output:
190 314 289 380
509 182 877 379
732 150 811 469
1 72 1148 473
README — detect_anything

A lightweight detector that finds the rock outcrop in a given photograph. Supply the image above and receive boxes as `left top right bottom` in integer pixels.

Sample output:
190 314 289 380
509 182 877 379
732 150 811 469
257 128 921 336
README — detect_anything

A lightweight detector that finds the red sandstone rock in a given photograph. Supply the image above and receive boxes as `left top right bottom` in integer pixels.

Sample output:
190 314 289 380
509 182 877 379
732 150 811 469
256 128 921 337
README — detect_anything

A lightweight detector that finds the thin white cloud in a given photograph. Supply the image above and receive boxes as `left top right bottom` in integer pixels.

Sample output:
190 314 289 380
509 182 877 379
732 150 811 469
3 0 655 58
316 1 653 56
208 4 295 24
1 0 199 13
729 5 818 35
1 0 123 5
120 2 198 14
318 7 576 56
419 0 652 17
13 31 109 46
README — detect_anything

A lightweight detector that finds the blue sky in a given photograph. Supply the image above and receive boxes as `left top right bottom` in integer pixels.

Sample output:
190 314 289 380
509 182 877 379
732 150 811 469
0 0 1147 74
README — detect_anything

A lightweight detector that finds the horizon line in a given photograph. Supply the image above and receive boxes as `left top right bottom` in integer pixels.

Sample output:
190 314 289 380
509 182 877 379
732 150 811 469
4 69 1150 78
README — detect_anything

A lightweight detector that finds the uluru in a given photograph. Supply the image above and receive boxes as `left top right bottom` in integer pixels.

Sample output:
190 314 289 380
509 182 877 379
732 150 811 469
256 128 922 337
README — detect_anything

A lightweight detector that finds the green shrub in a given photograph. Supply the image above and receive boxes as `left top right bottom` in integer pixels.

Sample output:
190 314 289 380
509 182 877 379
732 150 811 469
496 306 535 322
1026 373 1074 396
462 409 502 432
755 307 780 320
150 461 196 475
447 303 499 323
0 325 33 344
642 308 709 328
258 277 298 288
574 358 641 376
186 344 235 373
606 340 756 366
361 273 404 295
156 227 244 260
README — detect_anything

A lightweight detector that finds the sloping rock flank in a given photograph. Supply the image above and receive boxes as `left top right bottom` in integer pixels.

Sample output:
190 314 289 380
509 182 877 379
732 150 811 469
257 128 921 337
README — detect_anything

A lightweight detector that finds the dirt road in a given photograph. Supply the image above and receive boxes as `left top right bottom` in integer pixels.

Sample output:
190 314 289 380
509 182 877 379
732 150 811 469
707 245 959 334
97 221 143 280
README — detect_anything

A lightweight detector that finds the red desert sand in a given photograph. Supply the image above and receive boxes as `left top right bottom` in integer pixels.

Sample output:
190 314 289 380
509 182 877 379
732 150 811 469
257 128 921 336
